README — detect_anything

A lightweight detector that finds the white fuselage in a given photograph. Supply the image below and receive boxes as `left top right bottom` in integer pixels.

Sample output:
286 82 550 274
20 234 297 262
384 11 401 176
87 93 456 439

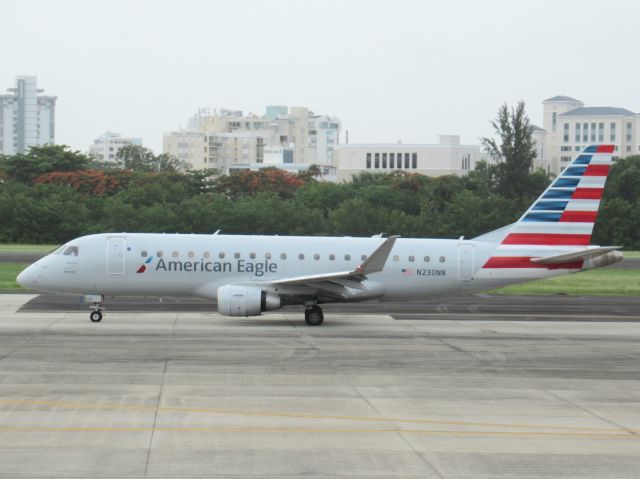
17 233 579 303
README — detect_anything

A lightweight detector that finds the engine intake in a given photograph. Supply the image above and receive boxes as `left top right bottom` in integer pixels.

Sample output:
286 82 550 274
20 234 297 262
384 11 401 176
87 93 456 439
217 285 281 317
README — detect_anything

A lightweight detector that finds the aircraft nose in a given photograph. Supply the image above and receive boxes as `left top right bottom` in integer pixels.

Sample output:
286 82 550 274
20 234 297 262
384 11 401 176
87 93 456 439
17 264 37 288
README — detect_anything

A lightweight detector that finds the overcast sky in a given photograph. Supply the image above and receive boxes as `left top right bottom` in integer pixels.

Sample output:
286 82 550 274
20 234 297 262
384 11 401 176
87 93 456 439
2 0 639 153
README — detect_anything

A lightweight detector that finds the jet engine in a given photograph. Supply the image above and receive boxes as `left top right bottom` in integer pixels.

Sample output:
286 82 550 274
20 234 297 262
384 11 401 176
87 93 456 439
217 285 281 317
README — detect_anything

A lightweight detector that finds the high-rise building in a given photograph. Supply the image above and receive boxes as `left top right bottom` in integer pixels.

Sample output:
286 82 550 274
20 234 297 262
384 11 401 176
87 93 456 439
89 131 143 162
0 75 56 155
535 96 639 174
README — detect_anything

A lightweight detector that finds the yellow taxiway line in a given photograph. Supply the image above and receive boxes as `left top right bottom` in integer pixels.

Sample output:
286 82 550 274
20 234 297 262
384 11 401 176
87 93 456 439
0 398 637 437
0 425 636 439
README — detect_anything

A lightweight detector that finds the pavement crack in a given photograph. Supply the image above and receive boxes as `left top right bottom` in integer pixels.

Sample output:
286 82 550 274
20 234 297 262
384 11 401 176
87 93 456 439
546 389 637 436
143 313 177 478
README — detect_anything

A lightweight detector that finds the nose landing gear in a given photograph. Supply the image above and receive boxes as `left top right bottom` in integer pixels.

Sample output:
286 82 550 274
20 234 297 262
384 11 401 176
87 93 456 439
85 294 104 323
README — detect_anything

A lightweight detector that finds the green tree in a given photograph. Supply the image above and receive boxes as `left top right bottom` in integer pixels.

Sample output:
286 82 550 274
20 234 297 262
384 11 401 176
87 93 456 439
116 144 188 172
592 156 640 248
0 145 91 183
481 101 539 199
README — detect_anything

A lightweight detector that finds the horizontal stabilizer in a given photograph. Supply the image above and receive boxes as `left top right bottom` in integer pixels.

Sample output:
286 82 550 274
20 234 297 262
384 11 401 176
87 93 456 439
531 246 622 265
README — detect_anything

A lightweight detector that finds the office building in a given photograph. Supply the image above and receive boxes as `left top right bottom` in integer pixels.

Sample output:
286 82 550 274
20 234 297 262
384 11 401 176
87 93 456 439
535 96 639 174
335 135 482 182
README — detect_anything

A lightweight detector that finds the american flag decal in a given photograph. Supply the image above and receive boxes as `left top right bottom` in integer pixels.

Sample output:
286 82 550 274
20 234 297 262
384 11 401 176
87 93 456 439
401 268 413 276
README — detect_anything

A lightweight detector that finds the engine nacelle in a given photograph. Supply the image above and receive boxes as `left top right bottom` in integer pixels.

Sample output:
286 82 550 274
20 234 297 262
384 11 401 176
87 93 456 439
217 285 281 317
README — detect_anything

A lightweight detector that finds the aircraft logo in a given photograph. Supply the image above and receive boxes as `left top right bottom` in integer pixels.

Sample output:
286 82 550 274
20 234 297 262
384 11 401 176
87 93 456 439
136 256 154 274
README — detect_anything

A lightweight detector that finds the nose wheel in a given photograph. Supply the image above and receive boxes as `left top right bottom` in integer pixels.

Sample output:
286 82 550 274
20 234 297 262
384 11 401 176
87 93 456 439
85 294 104 323
304 305 324 326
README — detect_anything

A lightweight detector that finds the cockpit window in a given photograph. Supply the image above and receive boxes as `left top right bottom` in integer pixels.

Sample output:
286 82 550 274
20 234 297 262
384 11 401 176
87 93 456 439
52 246 65 255
62 246 79 256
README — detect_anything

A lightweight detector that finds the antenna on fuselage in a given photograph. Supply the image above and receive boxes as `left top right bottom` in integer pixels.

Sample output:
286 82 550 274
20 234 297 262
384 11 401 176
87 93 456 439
213 230 221 235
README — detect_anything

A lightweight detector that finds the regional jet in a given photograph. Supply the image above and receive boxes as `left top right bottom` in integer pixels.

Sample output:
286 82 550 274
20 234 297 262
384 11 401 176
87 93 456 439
17 145 622 325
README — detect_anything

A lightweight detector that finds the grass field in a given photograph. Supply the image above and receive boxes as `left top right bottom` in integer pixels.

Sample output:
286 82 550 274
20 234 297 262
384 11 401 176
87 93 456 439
0 244 59 253
0 263 29 291
492 268 640 296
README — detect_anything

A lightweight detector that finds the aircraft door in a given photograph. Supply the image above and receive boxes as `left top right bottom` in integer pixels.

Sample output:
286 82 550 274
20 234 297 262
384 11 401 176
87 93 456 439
107 237 126 275
458 244 474 281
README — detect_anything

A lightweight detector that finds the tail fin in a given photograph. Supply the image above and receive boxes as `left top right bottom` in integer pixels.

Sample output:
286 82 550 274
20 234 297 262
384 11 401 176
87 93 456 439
501 144 614 247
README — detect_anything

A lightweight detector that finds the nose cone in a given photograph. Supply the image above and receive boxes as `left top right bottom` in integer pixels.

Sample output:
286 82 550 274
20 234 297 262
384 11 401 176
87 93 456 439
17 264 37 288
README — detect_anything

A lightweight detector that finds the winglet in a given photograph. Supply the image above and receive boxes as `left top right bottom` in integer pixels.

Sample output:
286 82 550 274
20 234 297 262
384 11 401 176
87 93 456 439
355 236 399 275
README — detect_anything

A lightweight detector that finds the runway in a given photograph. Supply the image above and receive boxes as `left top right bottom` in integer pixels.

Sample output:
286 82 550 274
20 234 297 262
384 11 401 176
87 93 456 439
1 294 640 478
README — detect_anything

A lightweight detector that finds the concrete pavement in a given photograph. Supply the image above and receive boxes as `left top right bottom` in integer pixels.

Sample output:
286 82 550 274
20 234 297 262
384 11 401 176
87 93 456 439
0 294 639 478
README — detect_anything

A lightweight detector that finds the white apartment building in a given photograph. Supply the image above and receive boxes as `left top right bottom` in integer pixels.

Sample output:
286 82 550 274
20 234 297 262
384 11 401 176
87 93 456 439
335 135 482 182
89 131 143 162
163 130 205 169
536 95 639 174
0 75 56 155
163 106 341 176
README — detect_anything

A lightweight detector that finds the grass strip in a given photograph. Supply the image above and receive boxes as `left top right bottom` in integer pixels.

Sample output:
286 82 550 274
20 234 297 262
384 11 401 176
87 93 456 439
493 268 640 296
0 263 29 291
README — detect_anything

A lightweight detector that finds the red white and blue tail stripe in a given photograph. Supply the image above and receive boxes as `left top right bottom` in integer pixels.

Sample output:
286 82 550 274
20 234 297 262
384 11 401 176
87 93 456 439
482 144 614 273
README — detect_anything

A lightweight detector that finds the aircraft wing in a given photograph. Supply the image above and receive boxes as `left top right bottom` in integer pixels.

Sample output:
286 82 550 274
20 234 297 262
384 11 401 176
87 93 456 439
269 236 398 285
531 246 622 265
269 235 399 286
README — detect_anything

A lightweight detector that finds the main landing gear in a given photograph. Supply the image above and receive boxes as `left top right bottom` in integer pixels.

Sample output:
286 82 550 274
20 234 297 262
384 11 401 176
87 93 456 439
85 294 104 323
304 305 324 326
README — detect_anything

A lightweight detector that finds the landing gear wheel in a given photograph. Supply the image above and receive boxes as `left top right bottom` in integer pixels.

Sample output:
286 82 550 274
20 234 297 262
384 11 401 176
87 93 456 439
305 306 324 326
90 310 103 322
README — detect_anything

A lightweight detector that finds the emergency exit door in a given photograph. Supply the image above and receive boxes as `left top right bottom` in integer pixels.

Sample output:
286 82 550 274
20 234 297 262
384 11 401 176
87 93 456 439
458 244 474 281
107 237 126 275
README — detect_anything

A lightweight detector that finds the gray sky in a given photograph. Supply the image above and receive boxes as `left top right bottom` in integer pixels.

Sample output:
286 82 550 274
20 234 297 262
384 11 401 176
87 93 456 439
2 0 639 153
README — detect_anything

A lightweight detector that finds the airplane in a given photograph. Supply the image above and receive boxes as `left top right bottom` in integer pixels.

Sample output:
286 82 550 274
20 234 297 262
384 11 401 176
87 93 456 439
17 144 622 326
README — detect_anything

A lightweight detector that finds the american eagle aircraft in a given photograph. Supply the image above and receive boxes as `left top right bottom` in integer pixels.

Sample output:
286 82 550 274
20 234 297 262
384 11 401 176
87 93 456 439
17 145 622 326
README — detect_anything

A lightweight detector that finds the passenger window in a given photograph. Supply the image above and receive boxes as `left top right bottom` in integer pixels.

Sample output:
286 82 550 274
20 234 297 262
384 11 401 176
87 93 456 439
408 255 415 262
63 246 79 256
314 254 320 260
298 253 305 260
424 256 430 262
280 253 287 260
265 252 272 259
439 256 446 263
234 252 240 259
141 250 148 257
250 252 256 259
203 252 210 259
188 251 195 259
219 252 225 259
172 251 179 258
157 251 163 258
361 254 367 261
329 254 335 261
393 255 399 261
344 254 351 261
